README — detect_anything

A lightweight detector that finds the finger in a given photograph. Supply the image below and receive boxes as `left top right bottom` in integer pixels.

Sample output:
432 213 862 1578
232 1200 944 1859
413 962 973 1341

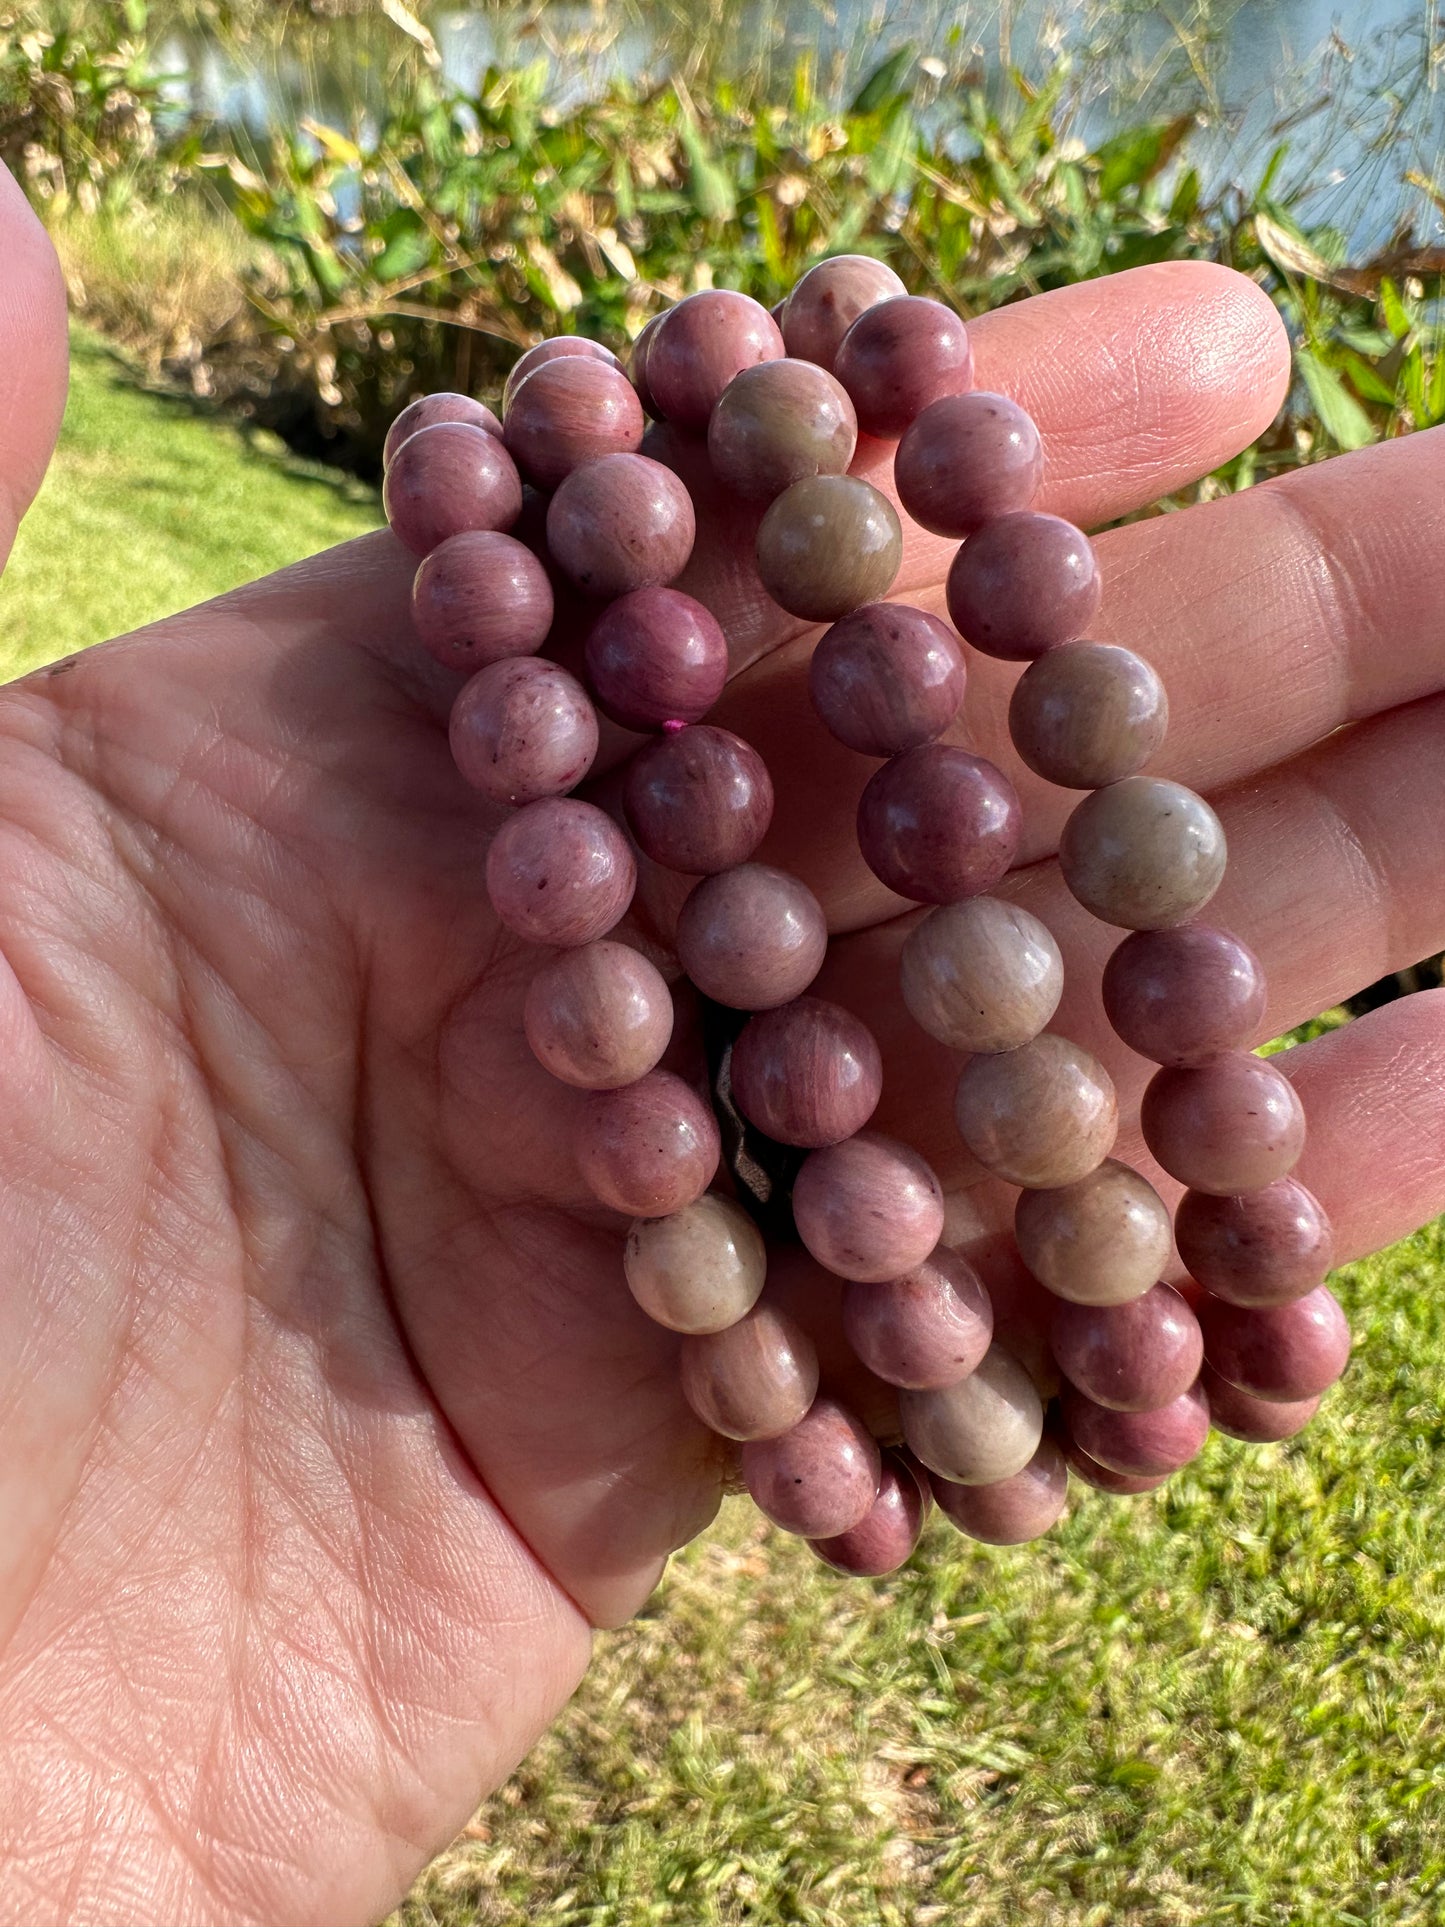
0 165 69 570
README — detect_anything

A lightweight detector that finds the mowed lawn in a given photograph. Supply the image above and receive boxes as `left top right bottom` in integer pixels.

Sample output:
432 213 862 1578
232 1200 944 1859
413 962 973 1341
7 330 1445 1927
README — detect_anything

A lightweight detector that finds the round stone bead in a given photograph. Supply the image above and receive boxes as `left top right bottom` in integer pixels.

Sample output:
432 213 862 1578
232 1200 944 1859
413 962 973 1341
1060 778 1228 931
1103 925 1267 1067
899 1343 1044 1485
383 421 523 555
929 1438 1068 1544
623 726 774 875
1013 1159 1172 1307
1008 641 1169 789
742 1397 882 1538
841 1246 993 1389
808 604 966 757
708 359 858 502
832 295 973 440
1141 1052 1305 1195
1197 1285 1350 1402
584 587 729 733
1060 1380 1210 1478
755 475 902 623
449 658 598 807
485 798 635 947
628 313 666 417
1060 1435 1169 1495
945 512 1100 661
502 335 622 412
1050 1283 1203 1413
502 358 645 490
680 1301 819 1440
384 391 502 466
545 452 696 599
781 254 907 372
624 1194 767 1335
954 1034 1118 1189
894 391 1043 537
1202 1365 1321 1443
574 1070 720 1218
900 897 1062 1053
791 1132 946 1284
411 530 554 671
729 997 882 1149
646 290 785 429
675 864 827 1009
1174 1178 1335 1307
857 745 1020 904
810 1452 928 1578
523 939 673 1091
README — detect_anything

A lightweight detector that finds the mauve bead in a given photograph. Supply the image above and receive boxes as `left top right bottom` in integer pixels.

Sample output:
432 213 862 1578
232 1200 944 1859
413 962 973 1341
900 1343 1044 1484
1060 778 1228 931
680 1301 819 1440
954 1034 1118 1189
546 452 696 599
894 390 1042 536
574 1069 720 1217
1008 641 1169 789
384 391 502 466
781 254 907 372
1060 1380 1210 1478
809 604 966 757
646 290 785 429
742 1396 882 1537
383 422 523 555
624 726 773 875
857 745 1020 904
946 512 1101 661
930 1438 1068 1544
1198 1285 1350 1402
833 295 973 440
810 1451 928 1577
1175 1179 1335 1307
1060 1435 1169 1495
842 1246 993 1389
708 358 858 501
755 475 903 622
628 313 666 417
1013 1159 1172 1306
900 897 1062 1053
502 335 623 412
1141 1052 1305 1195
449 658 598 806
624 1194 767 1335
729 997 882 1149
1103 925 1268 1067
792 1132 946 1284
1202 1365 1321 1442
502 358 645 490
485 798 635 947
1051 1283 1203 1413
675 864 827 1009
411 530 554 671
523 939 673 1090
584 587 729 733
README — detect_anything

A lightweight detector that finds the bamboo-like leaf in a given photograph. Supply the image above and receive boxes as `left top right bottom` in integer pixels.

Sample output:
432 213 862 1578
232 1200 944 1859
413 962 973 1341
1296 346 1378 450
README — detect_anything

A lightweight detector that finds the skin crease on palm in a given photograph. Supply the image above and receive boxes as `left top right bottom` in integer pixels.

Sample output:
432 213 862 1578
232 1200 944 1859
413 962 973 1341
1 154 1444 1926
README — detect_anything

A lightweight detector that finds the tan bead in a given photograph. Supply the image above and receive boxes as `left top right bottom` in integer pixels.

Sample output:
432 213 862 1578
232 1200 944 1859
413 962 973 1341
679 1302 820 1441
953 1033 1118 1188
899 1343 1043 1485
1013 1159 1172 1306
900 897 1063 1054
1059 777 1227 930
624 1195 767 1335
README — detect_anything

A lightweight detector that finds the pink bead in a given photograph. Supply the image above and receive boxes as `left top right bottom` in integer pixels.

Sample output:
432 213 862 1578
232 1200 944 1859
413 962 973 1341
502 358 645 490
522 940 673 1090
675 864 827 1009
1060 1434 1169 1495
809 603 966 757
742 1396 882 1537
411 530 554 671
384 391 502 467
545 453 696 598
1103 926 1268 1067
856 745 1020 903
584 587 729 733
930 1438 1068 1544
729 996 882 1149
1141 1052 1306 1195
781 254 907 372
894 390 1042 536
449 658 598 806
1202 1365 1322 1443
628 313 666 417
1050 1284 1203 1413
502 335 622 413
810 1452 928 1577
646 290 785 429
680 1301 819 1440
1197 1286 1351 1402
624 725 774 875
707 358 858 502
945 512 1101 661
842 1246 993 1389
1060 1380 1210 1478
792 1132 946 1283
574 1070 720 1217
833 295 973 440
1175 1179 1335 1307
485 798 635 947
383 422 523 555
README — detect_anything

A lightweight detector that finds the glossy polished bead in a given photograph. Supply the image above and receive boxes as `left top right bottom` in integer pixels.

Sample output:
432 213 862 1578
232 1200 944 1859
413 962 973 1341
781 254 907 372
485 798 635 947
833 295 973 440
1060 1380 1210 1478
1051 1283 1203 1413
383 422 523 555
523 939 673 1090
1013 1159 1172 1306
574 1070 720 1217
1061 1435 1169 1494
930 1438 1068 1544
810 1452 928 1577
900 897 1062 1053
1175 1179 1335 1307
742 1396 882 1537
1103 925 1267 1066
708 358 858 501
899 1343 1044 1484
1141 1052 1305 1195
894 390 1042 536
1060 778 1227 931
841 1246 993 1389
449 657 598 806
384 391 502 466
675 863 827 1009
680 1301 819 1440
545 452 696 599
755 475 902 622
857 745 1020 904
1198 1285 1350 1402
623 726 773 875
411 529 554 671
646 290 785 429
945 512 1100 661
1008 642 1169 789
730 997 882 1148
792 1133 946 1284
584 587 729 733
502 335 622 412
502 358 645 490
624 1194 767 1334
954 1034 1118 1189
1202 1365 1321 1443
808 603 966 757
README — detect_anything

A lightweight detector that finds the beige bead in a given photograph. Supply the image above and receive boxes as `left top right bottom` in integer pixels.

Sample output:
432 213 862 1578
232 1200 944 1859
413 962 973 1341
900 897 1063 1054
954 1033 1118 1188
1014 1159 1172 1306
624 1195 768 1335
679 1301 820 1441
1059 777 1227 930
899 1343 1043 1484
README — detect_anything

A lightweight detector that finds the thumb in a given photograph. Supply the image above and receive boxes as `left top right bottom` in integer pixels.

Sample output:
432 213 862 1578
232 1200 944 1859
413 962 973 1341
0 163 69 573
